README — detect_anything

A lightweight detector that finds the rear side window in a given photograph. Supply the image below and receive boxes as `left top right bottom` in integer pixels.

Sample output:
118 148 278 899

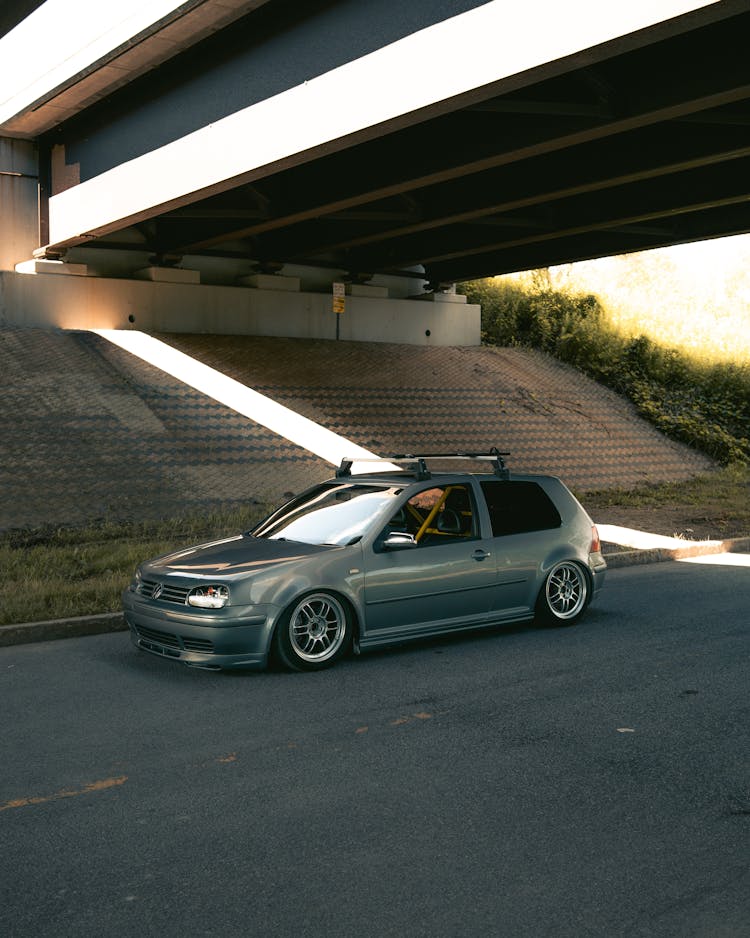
480 481 562 536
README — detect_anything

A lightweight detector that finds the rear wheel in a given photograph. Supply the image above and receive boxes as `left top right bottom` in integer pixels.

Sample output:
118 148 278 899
274 592 351 671
536 561 588 626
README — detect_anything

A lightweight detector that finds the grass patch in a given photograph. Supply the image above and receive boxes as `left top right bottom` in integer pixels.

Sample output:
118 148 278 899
579 465 750 540
580 464 750 511
0 504 270 627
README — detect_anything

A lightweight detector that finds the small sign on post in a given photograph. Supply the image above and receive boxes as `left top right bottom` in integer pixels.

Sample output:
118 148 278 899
332 281 345 339
332 281 346 313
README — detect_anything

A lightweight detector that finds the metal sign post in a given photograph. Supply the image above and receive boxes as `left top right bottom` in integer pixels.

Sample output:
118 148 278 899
332 281 345 340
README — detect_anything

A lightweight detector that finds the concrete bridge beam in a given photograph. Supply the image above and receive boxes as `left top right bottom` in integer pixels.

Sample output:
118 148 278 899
39 0 721 252
1 0 746 343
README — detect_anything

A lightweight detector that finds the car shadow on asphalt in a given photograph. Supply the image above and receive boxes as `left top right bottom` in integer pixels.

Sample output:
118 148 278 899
103 606 609 679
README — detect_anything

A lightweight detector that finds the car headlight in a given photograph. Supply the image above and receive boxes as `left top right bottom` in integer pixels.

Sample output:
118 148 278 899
130 569 143 593
187 585 230 608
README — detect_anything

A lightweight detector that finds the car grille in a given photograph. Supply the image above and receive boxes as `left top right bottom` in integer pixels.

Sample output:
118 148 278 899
139 579 190 604
134 624 215 655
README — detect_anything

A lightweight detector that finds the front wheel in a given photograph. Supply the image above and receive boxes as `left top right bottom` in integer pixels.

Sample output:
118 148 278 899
274 592 352 671
536 561 589 626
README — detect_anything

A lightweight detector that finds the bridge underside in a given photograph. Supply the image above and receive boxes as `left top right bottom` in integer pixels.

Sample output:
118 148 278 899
1 0 749 301
29 0 750 285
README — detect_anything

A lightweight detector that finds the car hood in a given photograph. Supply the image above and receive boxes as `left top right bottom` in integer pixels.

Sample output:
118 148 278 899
145 535 333 578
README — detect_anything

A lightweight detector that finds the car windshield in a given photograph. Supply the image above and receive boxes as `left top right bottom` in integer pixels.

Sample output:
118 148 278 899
253 483 402 546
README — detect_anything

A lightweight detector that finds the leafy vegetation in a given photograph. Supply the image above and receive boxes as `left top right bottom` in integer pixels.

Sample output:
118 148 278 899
460 273 750 465
544 246 750 365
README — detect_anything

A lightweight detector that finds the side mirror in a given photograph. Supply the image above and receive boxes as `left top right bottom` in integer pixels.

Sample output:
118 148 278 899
382 532 418 551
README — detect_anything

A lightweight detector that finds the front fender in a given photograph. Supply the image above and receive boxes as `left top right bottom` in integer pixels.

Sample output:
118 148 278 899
251 544 366 633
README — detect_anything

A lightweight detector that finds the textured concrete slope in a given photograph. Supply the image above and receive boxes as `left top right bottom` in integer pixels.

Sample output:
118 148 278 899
2 327 714 531
1 328 329 530
166 334 715 489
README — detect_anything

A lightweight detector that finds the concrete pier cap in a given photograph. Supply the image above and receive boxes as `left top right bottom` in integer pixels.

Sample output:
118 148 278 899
0 262 480 345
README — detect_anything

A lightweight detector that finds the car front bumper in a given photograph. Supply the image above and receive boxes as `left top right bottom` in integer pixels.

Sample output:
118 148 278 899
123 590 278 670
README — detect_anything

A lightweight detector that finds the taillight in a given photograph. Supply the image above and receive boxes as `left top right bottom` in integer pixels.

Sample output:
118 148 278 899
590 524 601 554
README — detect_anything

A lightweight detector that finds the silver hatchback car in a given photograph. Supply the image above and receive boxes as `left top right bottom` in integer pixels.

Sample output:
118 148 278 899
123 452 606 672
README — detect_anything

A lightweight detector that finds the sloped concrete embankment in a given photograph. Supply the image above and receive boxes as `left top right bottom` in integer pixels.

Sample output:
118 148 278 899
2 326 714 531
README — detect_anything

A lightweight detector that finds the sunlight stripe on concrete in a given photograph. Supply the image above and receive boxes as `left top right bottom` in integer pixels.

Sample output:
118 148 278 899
678 552 750 567
91 329 397 474
596 523 722 551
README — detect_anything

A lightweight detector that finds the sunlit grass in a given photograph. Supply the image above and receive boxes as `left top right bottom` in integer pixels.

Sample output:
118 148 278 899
582 286 750 368
502 235 750 366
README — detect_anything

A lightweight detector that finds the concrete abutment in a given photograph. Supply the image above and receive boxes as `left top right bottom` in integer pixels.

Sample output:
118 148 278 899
0 268 480 345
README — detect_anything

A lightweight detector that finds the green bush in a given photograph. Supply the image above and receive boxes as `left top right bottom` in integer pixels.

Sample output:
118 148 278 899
460 277 750 465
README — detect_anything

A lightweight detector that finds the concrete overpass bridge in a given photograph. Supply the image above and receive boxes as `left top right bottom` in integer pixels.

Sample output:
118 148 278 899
2 1 743 524
2 0 749 343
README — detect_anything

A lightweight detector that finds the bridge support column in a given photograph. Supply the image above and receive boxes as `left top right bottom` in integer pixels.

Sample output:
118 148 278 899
0 138 38 271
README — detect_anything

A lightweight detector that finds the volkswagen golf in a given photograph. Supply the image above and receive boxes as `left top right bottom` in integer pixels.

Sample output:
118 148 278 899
123 452 606 671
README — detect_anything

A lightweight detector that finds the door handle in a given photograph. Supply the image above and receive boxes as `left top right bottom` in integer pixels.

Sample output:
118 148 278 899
472 549 491 561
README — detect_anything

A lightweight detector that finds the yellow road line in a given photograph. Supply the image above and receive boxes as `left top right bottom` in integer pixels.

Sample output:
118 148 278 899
0 775 127 812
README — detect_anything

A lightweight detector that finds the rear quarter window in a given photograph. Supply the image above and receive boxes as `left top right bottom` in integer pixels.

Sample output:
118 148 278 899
480 480 562 536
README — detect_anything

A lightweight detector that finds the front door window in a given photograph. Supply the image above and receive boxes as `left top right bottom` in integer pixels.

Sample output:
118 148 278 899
383 484 478 547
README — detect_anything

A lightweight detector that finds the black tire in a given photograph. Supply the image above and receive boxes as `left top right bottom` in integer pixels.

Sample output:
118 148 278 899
274 592 352 672
536 561 589 627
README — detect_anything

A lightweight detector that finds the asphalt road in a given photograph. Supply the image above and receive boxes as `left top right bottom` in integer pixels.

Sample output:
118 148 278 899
1 561 748 938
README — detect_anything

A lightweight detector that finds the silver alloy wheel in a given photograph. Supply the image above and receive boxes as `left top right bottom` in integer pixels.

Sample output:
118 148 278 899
288 593 348 663
545 562 587 620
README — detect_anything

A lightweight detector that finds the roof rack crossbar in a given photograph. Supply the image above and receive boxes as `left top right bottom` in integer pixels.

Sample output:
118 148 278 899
336 450 511 480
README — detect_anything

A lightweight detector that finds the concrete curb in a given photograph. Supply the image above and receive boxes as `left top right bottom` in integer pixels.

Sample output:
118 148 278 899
0 612 126 648
1 537 748 649
603 536 750 568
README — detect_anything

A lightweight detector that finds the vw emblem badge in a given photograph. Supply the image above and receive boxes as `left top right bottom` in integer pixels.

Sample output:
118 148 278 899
152 583 163 600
